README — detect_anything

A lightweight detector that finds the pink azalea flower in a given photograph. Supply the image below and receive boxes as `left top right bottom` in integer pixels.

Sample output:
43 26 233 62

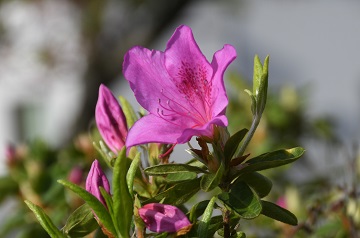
85 160 110 207
95 84 128 153
138 203 191 233
123 25 236 147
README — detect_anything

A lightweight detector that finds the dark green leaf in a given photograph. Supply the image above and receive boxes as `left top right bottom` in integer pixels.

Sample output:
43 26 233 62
57 179 116 235
188 200 210 222
112 147 133 238
145 164 206 176
197 196 216 237
233 147 305 177
218 181 262 219
126 152 141 198
201 163 224 192
224 129 248 161
24 200 65 238
62 203 98 237
237 172 272 198
146 178 201 206
261 200 297 225
119 96 137 128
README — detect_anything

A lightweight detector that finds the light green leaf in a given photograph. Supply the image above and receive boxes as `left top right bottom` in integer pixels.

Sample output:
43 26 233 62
112 147 133 238
224 128 248 162
197 196 216 237
57 179 116 235
253 55 263 95
165 172 197 183
255 55 269 116
261 200 298 225
218 181 262 219
145 164 206 175
24 200 66 238
126 152 141 198
200 163 224 192
62 203 98 237
119 96 137 128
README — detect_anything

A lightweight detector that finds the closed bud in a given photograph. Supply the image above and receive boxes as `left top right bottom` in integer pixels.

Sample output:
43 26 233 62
95 84 128 153
85 160 110 207
138 203 192 234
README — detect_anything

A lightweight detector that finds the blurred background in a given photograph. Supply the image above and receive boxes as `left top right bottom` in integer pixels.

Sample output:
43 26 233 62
0 0 359 237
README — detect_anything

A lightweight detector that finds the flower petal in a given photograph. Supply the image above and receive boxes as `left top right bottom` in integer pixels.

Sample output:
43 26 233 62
125 114 183 147
164 25 213 121
210 44 237 117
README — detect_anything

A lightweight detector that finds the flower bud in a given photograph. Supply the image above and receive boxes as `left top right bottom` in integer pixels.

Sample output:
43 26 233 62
95 84 128 153
68 166 83 185
85 160 110 207
138 203 192 233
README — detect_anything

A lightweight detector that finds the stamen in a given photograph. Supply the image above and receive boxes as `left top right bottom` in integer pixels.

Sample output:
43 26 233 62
159 143 177 158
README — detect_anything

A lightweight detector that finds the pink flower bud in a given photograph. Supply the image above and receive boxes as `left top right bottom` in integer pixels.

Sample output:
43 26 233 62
85 160 110 207
68 166 83 185
95 84 128 153
5 143 17 165
138 203 192 233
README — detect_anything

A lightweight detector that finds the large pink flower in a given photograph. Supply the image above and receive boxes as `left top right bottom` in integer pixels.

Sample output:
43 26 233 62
123 25 236 147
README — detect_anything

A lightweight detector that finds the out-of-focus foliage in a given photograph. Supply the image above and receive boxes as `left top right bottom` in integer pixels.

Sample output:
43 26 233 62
0 135 97 238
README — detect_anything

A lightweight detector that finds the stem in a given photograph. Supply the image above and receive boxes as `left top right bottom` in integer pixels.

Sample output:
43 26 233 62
223 209 231 238
236 115 261 157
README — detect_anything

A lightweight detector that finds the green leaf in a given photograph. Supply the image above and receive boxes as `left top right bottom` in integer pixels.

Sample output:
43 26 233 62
244 89 256 116
166 172 197 183
200 162 224 192
188 200 210 222
253 55 263 95
233 147 305 177
197 196 216 238
119 96 137 128
57 179 116 235
62 203 98 237
145 164 206 175
261 200 298 225
224 129 248 162
218 181 262 219
237 172 272 198
256 55 269 116
112 147 133 238
146 178 201 206
126 152 141 198
24 200 65 238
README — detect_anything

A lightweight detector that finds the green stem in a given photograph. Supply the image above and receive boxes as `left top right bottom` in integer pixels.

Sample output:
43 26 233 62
236 115 261 157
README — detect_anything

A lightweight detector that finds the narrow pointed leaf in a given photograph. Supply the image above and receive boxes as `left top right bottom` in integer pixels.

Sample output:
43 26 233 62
233 147 305 177
261 200 298 225
218 181 262 219
145 164 206 175
146 178 201 206
188 200 210 222
57 179 116 235
237 172 272 198
119 96 137 128
197 196 216 237
166 172 197 183
62 203 98 237
224 128 248 162
253 55 263 95
113 147 133 238
126 152 141 198
200 163 224 192
24 200 66 238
